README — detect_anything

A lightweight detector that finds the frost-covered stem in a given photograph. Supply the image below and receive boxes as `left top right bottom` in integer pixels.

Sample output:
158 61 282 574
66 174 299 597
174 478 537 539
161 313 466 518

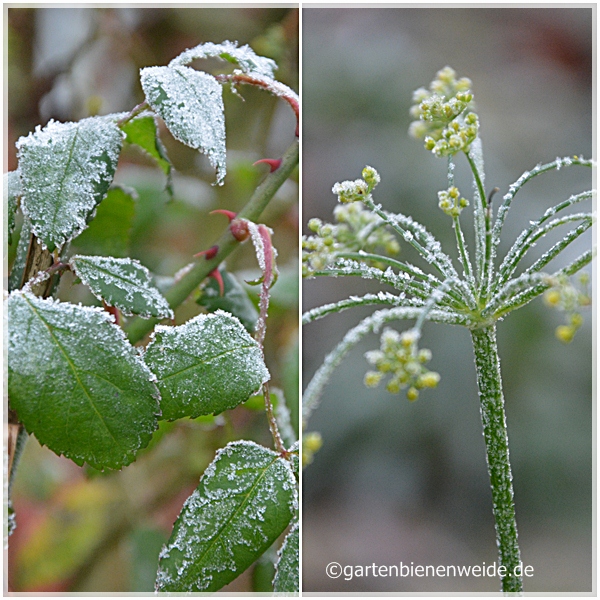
125 139 298 344
452 215 473 281
116 101 149 127
470 325 522 593
263 382 287 456
466 151 492 301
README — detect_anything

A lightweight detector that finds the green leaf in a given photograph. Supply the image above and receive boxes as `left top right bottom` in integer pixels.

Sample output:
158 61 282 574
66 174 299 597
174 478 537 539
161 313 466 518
273 519 299 593
71 185 136 258
197 269 258 333
7 291 160 470
69 254 173 319
121 114 173 196
169 40 277 78
5 170 21 246
155 440 297 592
144 311 269 421
16 116 123 251
140 66 226 185
8 216 31 292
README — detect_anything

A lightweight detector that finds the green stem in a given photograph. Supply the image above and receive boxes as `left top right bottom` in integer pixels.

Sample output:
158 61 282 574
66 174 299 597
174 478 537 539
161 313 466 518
125 139 299 344
452 215 473 281
470 325 522 593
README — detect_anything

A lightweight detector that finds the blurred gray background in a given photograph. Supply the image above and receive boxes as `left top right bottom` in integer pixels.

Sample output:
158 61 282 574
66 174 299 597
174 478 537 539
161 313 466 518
302 7 593 593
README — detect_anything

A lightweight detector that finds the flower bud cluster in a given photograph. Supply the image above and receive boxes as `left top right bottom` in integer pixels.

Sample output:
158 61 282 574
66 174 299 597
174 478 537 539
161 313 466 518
302 431 323 467
409 66 479 157
437 186 469 217
364 328 440 401
544 273 591 343
302 167 398 276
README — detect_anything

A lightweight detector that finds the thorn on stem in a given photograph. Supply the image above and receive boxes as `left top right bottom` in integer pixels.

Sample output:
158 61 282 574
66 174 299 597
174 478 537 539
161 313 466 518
194 245 219 260
254 158 282 173
208 268 224 296
210 209 237 222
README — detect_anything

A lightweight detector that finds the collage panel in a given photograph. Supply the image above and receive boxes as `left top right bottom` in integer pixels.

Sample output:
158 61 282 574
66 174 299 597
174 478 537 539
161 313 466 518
6 6 299 593
301 6 593 594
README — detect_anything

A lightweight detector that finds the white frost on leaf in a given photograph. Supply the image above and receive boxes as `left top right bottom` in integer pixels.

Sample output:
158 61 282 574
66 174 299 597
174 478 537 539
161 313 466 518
69 255 173 319
7 291 160 470
169 40 277 79
144 310 270 421
16 117 123 251
140 65 226 185
155 440 296 592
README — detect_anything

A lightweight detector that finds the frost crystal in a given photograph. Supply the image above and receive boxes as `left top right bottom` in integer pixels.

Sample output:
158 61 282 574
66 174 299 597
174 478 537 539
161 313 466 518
169 40 277 78
140 66 226 184
17 117 123 251
155 440 296 592
70 255 173 319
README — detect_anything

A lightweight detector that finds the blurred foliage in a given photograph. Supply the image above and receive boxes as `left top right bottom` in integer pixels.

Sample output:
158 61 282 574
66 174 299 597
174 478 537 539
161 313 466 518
7 6 298 593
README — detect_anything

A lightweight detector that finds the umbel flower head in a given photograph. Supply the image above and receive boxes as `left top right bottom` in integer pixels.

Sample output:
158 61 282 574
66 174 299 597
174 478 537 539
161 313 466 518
544 273 591 343
364 328 440 401
409 66 479 157
302 167 399 275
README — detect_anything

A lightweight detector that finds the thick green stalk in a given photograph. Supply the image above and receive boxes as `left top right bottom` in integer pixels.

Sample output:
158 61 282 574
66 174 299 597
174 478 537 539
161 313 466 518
470 325 522 593
125 139 299 344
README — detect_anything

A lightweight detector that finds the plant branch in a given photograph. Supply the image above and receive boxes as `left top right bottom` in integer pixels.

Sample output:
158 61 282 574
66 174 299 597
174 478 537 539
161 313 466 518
470 325 522 593
125 139 299 344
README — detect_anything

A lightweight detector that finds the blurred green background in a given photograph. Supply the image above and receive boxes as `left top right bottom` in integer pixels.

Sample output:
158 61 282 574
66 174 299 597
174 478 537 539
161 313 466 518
7 6 298 592
302 7 593 593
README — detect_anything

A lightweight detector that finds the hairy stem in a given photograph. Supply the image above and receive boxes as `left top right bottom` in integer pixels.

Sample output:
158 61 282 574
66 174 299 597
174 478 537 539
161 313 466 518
470 325 522 593
125 139 299 344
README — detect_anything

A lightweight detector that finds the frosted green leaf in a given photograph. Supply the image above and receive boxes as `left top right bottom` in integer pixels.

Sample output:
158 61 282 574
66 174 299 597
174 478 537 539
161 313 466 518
155 440 297 592
8 217 31 292
273 519 299 592
140 66 226 185
16 117 123 251
197 269 258 333
5 170 21 246
69 255 173 319
71 185 136 258
7 291 160 470
120 114 173 196
169 40 277 78
144 311 269 421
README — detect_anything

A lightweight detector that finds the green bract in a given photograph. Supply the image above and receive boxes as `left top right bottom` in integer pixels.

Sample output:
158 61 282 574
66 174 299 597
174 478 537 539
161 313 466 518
155 440 296 592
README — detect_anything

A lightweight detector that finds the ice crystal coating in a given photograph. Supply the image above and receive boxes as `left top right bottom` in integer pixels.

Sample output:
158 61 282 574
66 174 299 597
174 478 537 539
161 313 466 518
409 66 478 157
273 519 299 592
169 40 277 78
16 117 123 251
7 291 160 470
70 255 173 319
155 440 296 592
140 66 226 184
144 311 270 421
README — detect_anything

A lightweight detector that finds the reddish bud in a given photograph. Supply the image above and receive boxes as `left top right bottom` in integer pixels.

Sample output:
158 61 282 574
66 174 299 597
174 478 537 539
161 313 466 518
194 245 219 260
230 219 250 242
254 158 282 173
210 209 237 222
208 268 225 296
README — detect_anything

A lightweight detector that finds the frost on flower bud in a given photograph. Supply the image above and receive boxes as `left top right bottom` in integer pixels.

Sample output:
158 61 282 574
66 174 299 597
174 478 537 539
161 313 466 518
408 66 478 157
332 179 369 204
362 165 381 191
438 186 469 217
363 327 439 401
